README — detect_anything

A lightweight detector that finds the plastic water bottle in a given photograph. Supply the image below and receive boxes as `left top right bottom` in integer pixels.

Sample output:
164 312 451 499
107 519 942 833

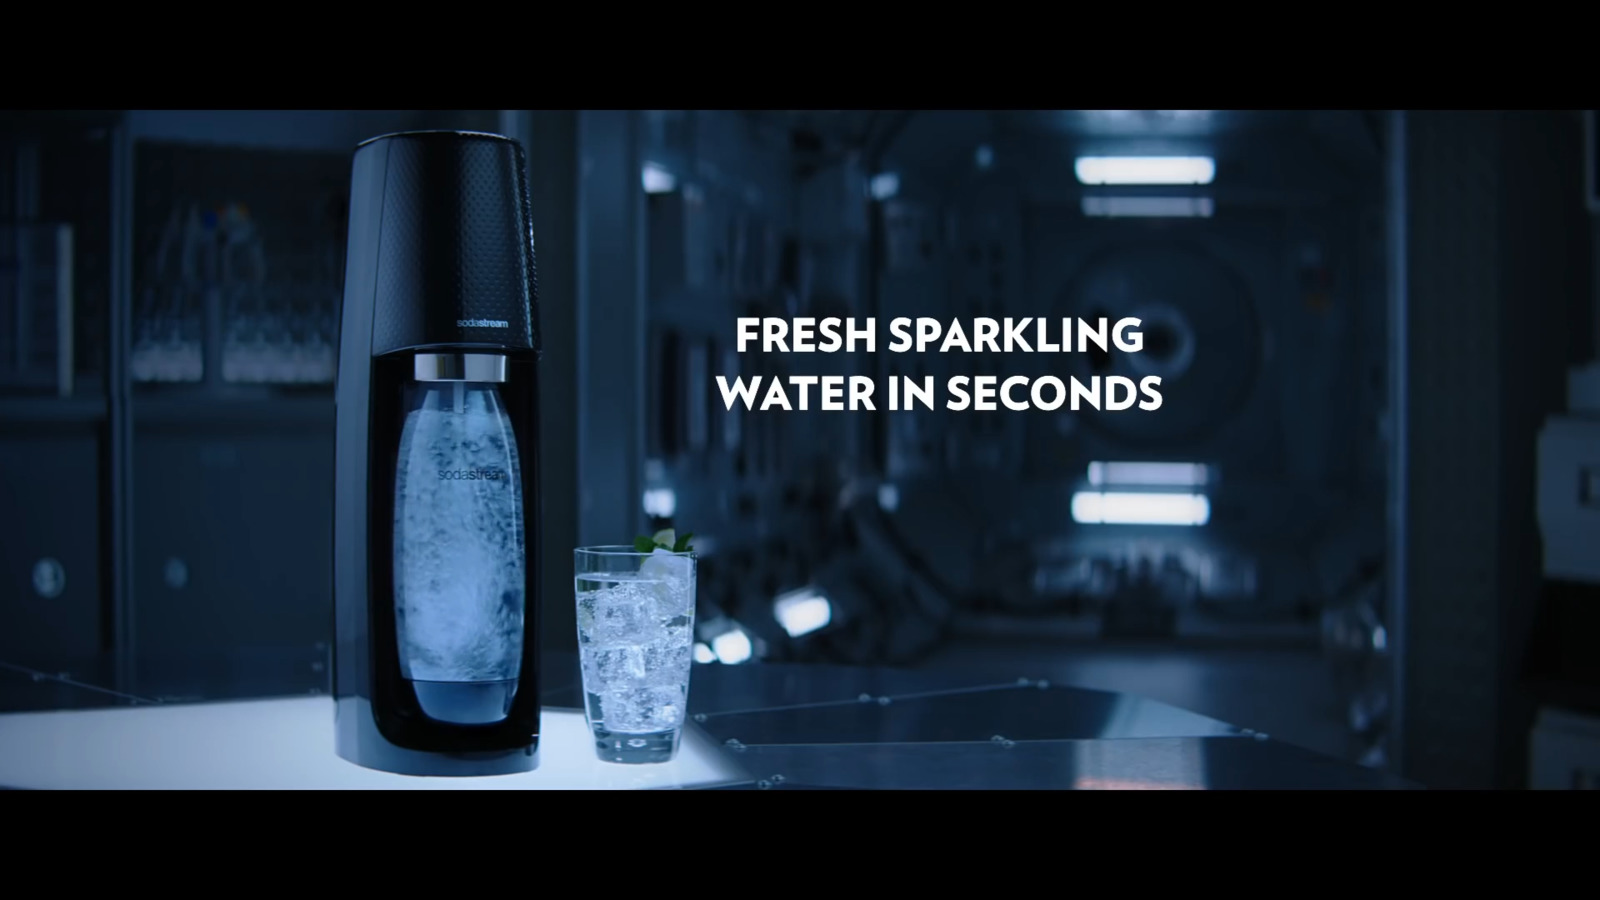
392 380 526 725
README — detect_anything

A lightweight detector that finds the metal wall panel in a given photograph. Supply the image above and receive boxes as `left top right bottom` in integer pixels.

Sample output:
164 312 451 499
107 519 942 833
131 426 332 697
0 435 102 667
1397 110 1503 789
576 110 646 549
501 109 581 655
1494 110 1592 786
1396 110 1589 788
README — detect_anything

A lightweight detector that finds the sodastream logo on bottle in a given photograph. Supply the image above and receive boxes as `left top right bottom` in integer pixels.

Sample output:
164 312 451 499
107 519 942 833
457 318 509 328
439 467 508 481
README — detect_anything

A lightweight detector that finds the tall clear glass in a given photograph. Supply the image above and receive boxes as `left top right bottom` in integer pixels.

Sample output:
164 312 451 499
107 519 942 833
574 546 697 764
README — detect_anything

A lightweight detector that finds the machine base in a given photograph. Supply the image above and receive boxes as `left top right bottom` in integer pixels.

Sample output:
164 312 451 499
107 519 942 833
410 678 519 726
335 696 538 777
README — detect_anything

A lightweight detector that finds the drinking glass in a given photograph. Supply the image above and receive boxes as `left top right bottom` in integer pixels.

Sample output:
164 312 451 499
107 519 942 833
574 546 697 764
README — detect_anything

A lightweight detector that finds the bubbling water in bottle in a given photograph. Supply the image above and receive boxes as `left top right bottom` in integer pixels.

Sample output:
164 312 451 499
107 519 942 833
393 380 526 725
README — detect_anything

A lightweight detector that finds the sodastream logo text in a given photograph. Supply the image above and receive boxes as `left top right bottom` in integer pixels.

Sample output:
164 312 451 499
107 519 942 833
438 468 508 481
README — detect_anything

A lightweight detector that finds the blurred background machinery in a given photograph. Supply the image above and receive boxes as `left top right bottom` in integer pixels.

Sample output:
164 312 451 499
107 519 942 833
625 110 1395 765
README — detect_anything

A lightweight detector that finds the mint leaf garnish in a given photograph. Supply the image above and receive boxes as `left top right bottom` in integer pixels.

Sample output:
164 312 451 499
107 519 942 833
634 531 695 553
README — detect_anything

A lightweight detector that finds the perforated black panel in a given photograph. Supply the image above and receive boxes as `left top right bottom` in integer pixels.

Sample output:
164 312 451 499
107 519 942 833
363 132 539 356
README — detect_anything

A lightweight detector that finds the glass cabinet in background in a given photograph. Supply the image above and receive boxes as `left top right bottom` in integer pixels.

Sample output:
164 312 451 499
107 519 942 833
0 110 502 710
0 115 114 709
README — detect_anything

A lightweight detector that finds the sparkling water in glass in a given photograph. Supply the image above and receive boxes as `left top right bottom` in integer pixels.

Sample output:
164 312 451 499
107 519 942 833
575 546 697 764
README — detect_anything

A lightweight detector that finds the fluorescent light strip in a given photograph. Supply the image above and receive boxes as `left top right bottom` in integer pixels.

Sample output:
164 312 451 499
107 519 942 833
711 628 753 664
1087 461 1210 487
1074 156 1215 186
1071 491 1210 526
642 487 677 518
773 589 833 638
642 163 676 194
877 484 900 512
1081 196 1214 218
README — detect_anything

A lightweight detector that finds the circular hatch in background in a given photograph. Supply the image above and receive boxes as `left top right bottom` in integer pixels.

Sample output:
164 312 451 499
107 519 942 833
1054 241 1262 448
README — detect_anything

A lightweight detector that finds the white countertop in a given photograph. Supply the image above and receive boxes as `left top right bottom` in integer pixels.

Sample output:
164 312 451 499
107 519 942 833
0 697 748 790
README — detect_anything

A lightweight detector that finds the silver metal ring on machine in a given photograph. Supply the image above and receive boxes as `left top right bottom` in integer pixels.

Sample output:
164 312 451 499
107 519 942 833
413 353 508 383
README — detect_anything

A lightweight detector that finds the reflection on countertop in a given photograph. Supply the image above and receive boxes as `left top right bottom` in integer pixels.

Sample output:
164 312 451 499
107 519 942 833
1 650 1414 789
